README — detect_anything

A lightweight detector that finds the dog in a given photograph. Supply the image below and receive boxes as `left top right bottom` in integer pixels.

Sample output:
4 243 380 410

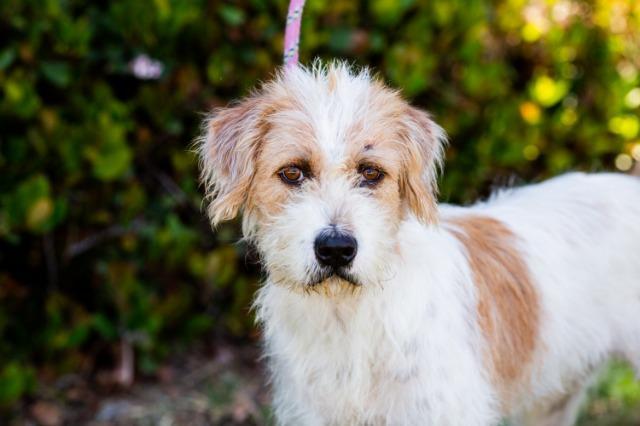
198 61 640 425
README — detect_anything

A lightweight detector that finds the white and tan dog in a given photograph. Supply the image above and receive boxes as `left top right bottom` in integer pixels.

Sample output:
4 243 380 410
198 62 640 426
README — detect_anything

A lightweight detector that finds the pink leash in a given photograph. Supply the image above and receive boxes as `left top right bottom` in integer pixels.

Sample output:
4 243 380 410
283 0 306 68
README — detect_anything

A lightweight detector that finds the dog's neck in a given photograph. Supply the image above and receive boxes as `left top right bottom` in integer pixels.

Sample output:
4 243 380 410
254 220 492 424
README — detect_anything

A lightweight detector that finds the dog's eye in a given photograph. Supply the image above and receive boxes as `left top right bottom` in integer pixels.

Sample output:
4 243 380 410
278 166 305 185
360 166 383 185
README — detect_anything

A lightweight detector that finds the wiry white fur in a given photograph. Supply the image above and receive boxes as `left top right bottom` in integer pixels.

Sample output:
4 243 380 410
199 63 640 425
256 222 497 425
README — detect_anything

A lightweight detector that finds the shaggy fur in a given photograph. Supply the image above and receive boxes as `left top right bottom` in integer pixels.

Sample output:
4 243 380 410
198 62 640 425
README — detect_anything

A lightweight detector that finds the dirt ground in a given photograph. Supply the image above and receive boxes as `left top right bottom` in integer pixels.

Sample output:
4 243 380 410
8 344 271 426
6 343 640 426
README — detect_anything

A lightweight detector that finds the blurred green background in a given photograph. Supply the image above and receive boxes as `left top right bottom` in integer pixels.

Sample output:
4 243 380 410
1 0 639 424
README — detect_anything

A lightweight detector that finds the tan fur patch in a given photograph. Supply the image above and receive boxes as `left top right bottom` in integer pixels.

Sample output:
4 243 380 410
248 117 321 219
447 215 539 400
397 106 443 224
203 97 267 224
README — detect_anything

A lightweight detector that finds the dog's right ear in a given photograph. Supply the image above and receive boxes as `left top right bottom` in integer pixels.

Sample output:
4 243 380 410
198 97 264 226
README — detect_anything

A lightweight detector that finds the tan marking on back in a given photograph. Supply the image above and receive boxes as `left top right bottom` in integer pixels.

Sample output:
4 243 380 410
447 215 539 400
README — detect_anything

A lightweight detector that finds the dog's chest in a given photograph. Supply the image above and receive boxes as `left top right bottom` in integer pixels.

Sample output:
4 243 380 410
281 301 427 419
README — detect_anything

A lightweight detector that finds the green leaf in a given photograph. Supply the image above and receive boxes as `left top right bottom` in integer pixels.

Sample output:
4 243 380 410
5 175 53 232
609 115 640 140
90 141 133 181
0 48 16 71
530 76 570 108
92 314 118 340
0 363 35 406
219 5 245 26
40 61 72 88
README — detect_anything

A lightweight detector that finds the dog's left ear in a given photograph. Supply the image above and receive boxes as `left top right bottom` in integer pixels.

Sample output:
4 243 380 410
399 106 447 224
198 97 265 226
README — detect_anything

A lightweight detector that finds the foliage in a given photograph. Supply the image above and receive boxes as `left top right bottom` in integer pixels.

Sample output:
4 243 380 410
578 363 640 425
1 0 639 411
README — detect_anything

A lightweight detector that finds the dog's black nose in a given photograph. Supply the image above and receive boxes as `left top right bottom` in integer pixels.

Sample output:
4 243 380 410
314 232 358 268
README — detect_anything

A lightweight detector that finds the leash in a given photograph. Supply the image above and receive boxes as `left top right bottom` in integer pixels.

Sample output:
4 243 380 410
283 0 306 68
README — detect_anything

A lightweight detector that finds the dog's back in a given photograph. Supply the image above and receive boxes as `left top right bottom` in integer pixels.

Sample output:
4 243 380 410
444 172 640 424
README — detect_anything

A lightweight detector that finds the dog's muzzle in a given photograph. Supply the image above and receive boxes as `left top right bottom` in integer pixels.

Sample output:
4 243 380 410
314 230 357 269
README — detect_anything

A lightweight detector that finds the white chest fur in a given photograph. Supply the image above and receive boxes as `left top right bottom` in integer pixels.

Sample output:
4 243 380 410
255 223 498 426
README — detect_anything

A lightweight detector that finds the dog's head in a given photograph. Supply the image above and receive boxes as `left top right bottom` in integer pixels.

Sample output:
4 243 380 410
199 62 445 291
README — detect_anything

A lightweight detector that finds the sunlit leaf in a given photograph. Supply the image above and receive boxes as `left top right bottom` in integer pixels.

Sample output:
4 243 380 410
531 75 570 107
609 115 640 140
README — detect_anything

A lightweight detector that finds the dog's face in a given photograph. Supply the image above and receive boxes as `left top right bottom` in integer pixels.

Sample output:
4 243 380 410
199 63 445 291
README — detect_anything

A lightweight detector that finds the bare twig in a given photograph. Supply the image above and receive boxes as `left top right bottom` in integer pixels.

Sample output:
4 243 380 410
152 170 189 205
64 218 146 260
43 233 58 289
114 338 135 388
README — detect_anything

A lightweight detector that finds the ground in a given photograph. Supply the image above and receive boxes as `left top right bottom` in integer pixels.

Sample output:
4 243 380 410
7 344 640 426
8 344 269 426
